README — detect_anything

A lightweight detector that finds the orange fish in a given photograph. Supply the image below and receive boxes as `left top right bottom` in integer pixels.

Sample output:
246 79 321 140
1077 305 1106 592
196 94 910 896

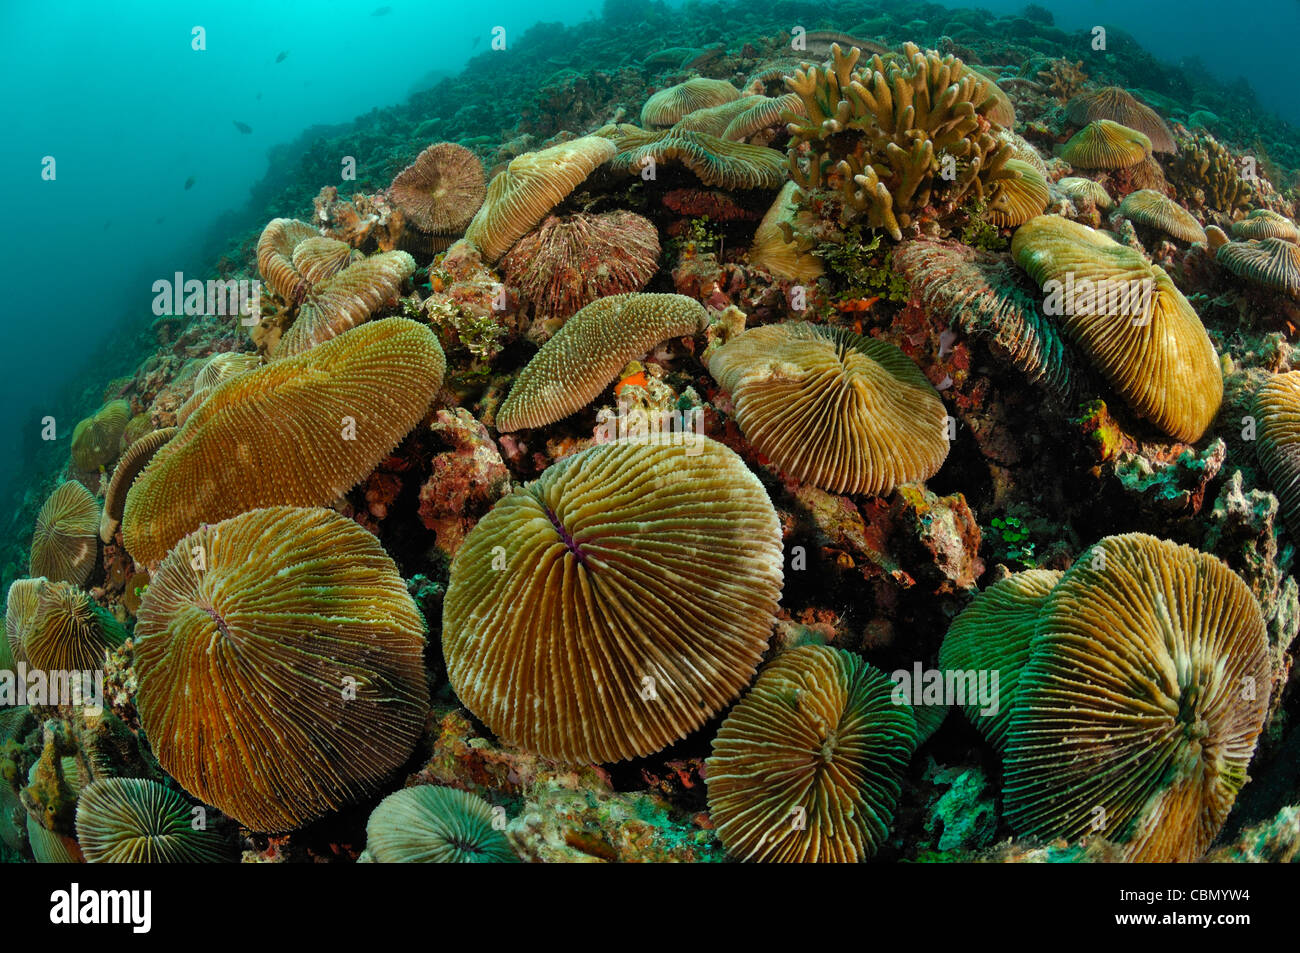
614 371 648 396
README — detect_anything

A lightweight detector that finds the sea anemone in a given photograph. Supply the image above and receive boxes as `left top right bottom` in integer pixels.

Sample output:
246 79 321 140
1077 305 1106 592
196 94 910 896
1216 237 1300 299
496 293 706 431
134 506 429 832
1116 189 1207 244
121 318 446 565
364 786 518 863
1059 120 1151 170
705 645 917 862
100 427 177 543
1253 370 1300 535
1002 534 1270 862
24 580 124 672
937 569 1061 751
500 211 660 326
271 249 417 357
388 142 486 234
70 400 131 473
707 322 950 495
609 127 786 190
30 482 99 585
985 159 1050 227
1011 215 1222 442
441 434 784 764
1065 87 1175 153
76 778 233 862
1231 209 1298 243
641 77 741 127
464 136 617 263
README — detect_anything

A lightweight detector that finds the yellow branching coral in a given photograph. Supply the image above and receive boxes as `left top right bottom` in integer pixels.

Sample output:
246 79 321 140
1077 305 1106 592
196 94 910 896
706 645 917 862
388 141 486 234
1012 216 1222 441
134 506 428 832
272 250 417 358
641 77 741 127
71 400 130 473
442 434 784 764
985 159 1049 227
783 42 1015 240
1117 189 1208 244
938 569 1061 751
1167 131 1254 214
748 181 825 283
1217 237 1300 299
1002 534 1270 862
464 136 617 263
31 482 99 586
100 427 177 544
1065 87 1175 153
497 293 707 431
609 126 787 190
1059 120 1151 169
707 322 950 495
122 318 446 565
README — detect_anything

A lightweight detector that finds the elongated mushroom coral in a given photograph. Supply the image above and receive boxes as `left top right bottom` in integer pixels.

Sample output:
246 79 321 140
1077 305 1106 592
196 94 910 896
707 322 950 495
1065 87 1175 153
122 318 445 565
641 77 741 127
1117 189 1207 244
1253 370 1300 535
496 293 707 431
1059 120 1151 170
706 644 917 862
1011 215 1222 441
134 506 429 832
442 434 784 764
1217 237 1300 299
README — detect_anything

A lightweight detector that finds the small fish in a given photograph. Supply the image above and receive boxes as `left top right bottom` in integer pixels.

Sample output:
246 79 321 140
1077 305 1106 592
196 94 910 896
255 92 263 100
103 221 111 229
470 34 481 48
155 217 164 224
371 5 391 15
184 176 196 190
233 120 252 134
275 50 288 63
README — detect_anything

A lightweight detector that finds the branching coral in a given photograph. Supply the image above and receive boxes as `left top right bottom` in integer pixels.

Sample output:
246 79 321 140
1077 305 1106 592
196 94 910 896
1167 132 1254 214
782 42 1016 240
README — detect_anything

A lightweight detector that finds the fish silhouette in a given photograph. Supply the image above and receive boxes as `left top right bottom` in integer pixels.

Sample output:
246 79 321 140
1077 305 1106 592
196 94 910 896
471 35 481 48
371 5 392 15
233 120 252 134
184 176 196 190
255 92 263 100
275 50 288 63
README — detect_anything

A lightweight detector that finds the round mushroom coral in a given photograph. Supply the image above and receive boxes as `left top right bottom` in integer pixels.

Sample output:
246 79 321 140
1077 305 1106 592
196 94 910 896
748 182 824 284
30 482 99 586
706 645 917 863
1065 86 1175 153
1059 119 1151 169
441 434 784 765
1117 189 1207 244
464 136 617 263
388 142 486 234
501 211 660 327
255 218 320 302
937 569 1061 752
496 293 707 432
1002 533 1270 862
1011 215 1222 442
1253 370 1300 535
70 400 131 473
707 322 950 496
1230 209 1298 243
121 318 446 566
985 159 1050 227
76 778 233 863
24 580 125 672
134 506 429 832
641 77 741 127
364 786 519 863
1216 237 1300 299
